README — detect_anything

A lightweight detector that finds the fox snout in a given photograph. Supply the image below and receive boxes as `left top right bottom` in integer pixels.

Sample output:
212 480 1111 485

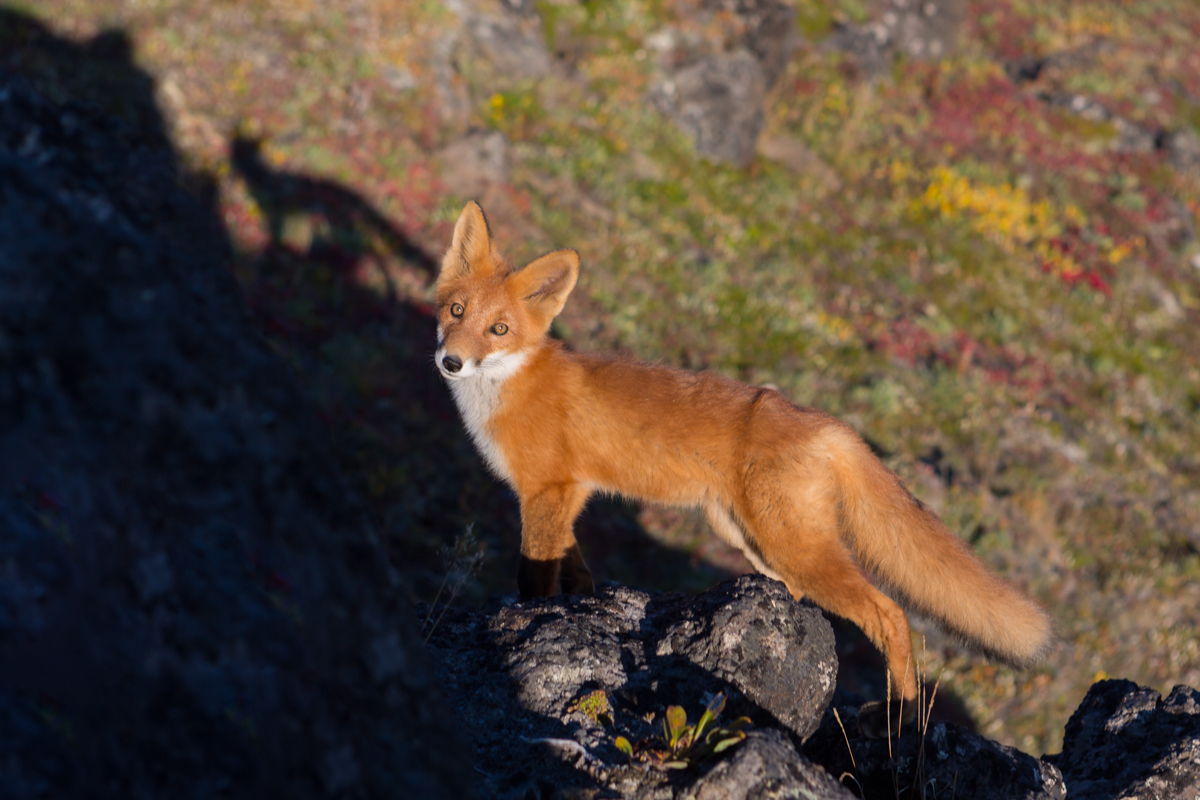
435 340 484 380
435 344 469 379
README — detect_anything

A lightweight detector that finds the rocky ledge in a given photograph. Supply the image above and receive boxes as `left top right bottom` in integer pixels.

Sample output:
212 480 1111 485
422 575 1200 800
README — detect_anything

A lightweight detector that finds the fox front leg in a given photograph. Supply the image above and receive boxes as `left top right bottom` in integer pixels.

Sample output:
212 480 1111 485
516 483 593 600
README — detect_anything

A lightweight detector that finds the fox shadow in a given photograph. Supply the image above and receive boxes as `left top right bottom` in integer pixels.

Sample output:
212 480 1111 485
225 133 732 601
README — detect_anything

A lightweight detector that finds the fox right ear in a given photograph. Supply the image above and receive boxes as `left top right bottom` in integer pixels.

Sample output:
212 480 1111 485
440 201 493 283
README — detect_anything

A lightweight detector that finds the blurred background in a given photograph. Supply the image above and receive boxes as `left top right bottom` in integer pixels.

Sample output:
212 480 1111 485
6 0 1198 755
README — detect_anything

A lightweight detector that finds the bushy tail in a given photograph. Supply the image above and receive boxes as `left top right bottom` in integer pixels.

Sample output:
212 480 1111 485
830 432 1053 667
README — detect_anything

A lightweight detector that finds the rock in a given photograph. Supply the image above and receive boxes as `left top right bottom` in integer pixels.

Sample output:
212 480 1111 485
429 31 473 134
643 0 792 166
437 129 510 197
1048 679 1200 800
807 679 1200 800
452 0 553 81
418 0 553 136
700 0 796 89
416 569 1200 799
1036 90 1200 178
1039 93 1165 155
650 51 767 167
653 576 837 740
828 0 966 73
680 730 853 800
421 575 840 798
805 694 1067 800
1166 127 1200 177
0 72 471 798
424 579 1200 799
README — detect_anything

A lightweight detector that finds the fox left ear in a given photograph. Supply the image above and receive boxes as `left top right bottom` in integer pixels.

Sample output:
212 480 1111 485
439 201 494 285
511 249 579 327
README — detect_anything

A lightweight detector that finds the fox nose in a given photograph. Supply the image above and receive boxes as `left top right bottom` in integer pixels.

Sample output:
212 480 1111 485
442 354 463 373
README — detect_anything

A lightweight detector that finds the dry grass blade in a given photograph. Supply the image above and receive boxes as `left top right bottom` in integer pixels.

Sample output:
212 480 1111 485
833 706 865 798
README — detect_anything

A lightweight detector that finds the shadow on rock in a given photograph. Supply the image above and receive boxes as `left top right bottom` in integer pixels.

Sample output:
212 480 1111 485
231 133 440 279
0 11 168 149
805 696 1065 800
805 677 1200 800
829 617 978 734
0 13 472 798
1047 679 1200 800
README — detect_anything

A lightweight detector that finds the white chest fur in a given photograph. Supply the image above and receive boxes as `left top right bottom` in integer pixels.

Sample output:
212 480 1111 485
449 375 511 480
446 350 528 483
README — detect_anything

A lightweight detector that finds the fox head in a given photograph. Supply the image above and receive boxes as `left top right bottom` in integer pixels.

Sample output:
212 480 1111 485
434 201 578 381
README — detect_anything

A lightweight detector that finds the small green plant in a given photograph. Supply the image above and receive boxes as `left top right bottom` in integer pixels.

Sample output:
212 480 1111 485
614 693 750 770
568 689 614 726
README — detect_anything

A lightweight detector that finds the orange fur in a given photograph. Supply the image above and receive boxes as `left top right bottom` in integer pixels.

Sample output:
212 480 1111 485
434 202 1053 721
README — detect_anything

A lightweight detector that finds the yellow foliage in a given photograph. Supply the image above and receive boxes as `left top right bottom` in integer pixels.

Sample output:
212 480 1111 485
918 166 1058 249
912 166 1137 281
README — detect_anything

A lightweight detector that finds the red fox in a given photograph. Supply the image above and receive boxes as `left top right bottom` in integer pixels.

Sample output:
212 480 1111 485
434 201 1053 736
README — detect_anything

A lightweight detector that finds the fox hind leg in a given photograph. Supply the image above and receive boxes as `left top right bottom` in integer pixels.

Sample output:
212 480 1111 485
518 542 593 598
704 502 784 583
740 496 918 738
559 541 595 595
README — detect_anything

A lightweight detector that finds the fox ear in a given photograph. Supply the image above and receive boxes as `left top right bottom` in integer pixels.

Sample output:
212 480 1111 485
512 249 579 326
439 201 494 283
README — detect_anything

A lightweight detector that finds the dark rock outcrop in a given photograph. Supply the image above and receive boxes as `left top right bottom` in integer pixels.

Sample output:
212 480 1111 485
805 694 1067 800
425 570 1200 799
0 73 471 798
1049 679 1200 800
421 575 844 798
804 679 1200 800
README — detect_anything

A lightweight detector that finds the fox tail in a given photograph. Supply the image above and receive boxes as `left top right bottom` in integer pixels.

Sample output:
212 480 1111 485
831 432 1053 667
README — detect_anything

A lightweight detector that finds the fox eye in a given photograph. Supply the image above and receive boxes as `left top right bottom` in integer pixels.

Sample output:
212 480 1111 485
450 303 465 318
491 322 508 335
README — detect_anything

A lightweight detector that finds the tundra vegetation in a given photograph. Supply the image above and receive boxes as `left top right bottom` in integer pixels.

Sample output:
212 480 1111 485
15 0 1200 755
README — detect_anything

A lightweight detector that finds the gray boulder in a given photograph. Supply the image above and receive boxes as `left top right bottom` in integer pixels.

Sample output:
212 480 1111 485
644 0 795 167
679 729 852 800
828 0 966 74
700 0 796 89
421 575 843 798
650 51 767 167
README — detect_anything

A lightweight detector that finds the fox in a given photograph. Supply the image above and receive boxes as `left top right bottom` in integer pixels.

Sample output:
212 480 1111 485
434 201 1053 737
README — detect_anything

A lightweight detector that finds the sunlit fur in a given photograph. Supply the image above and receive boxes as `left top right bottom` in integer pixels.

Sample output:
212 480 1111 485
435 201 1054 729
